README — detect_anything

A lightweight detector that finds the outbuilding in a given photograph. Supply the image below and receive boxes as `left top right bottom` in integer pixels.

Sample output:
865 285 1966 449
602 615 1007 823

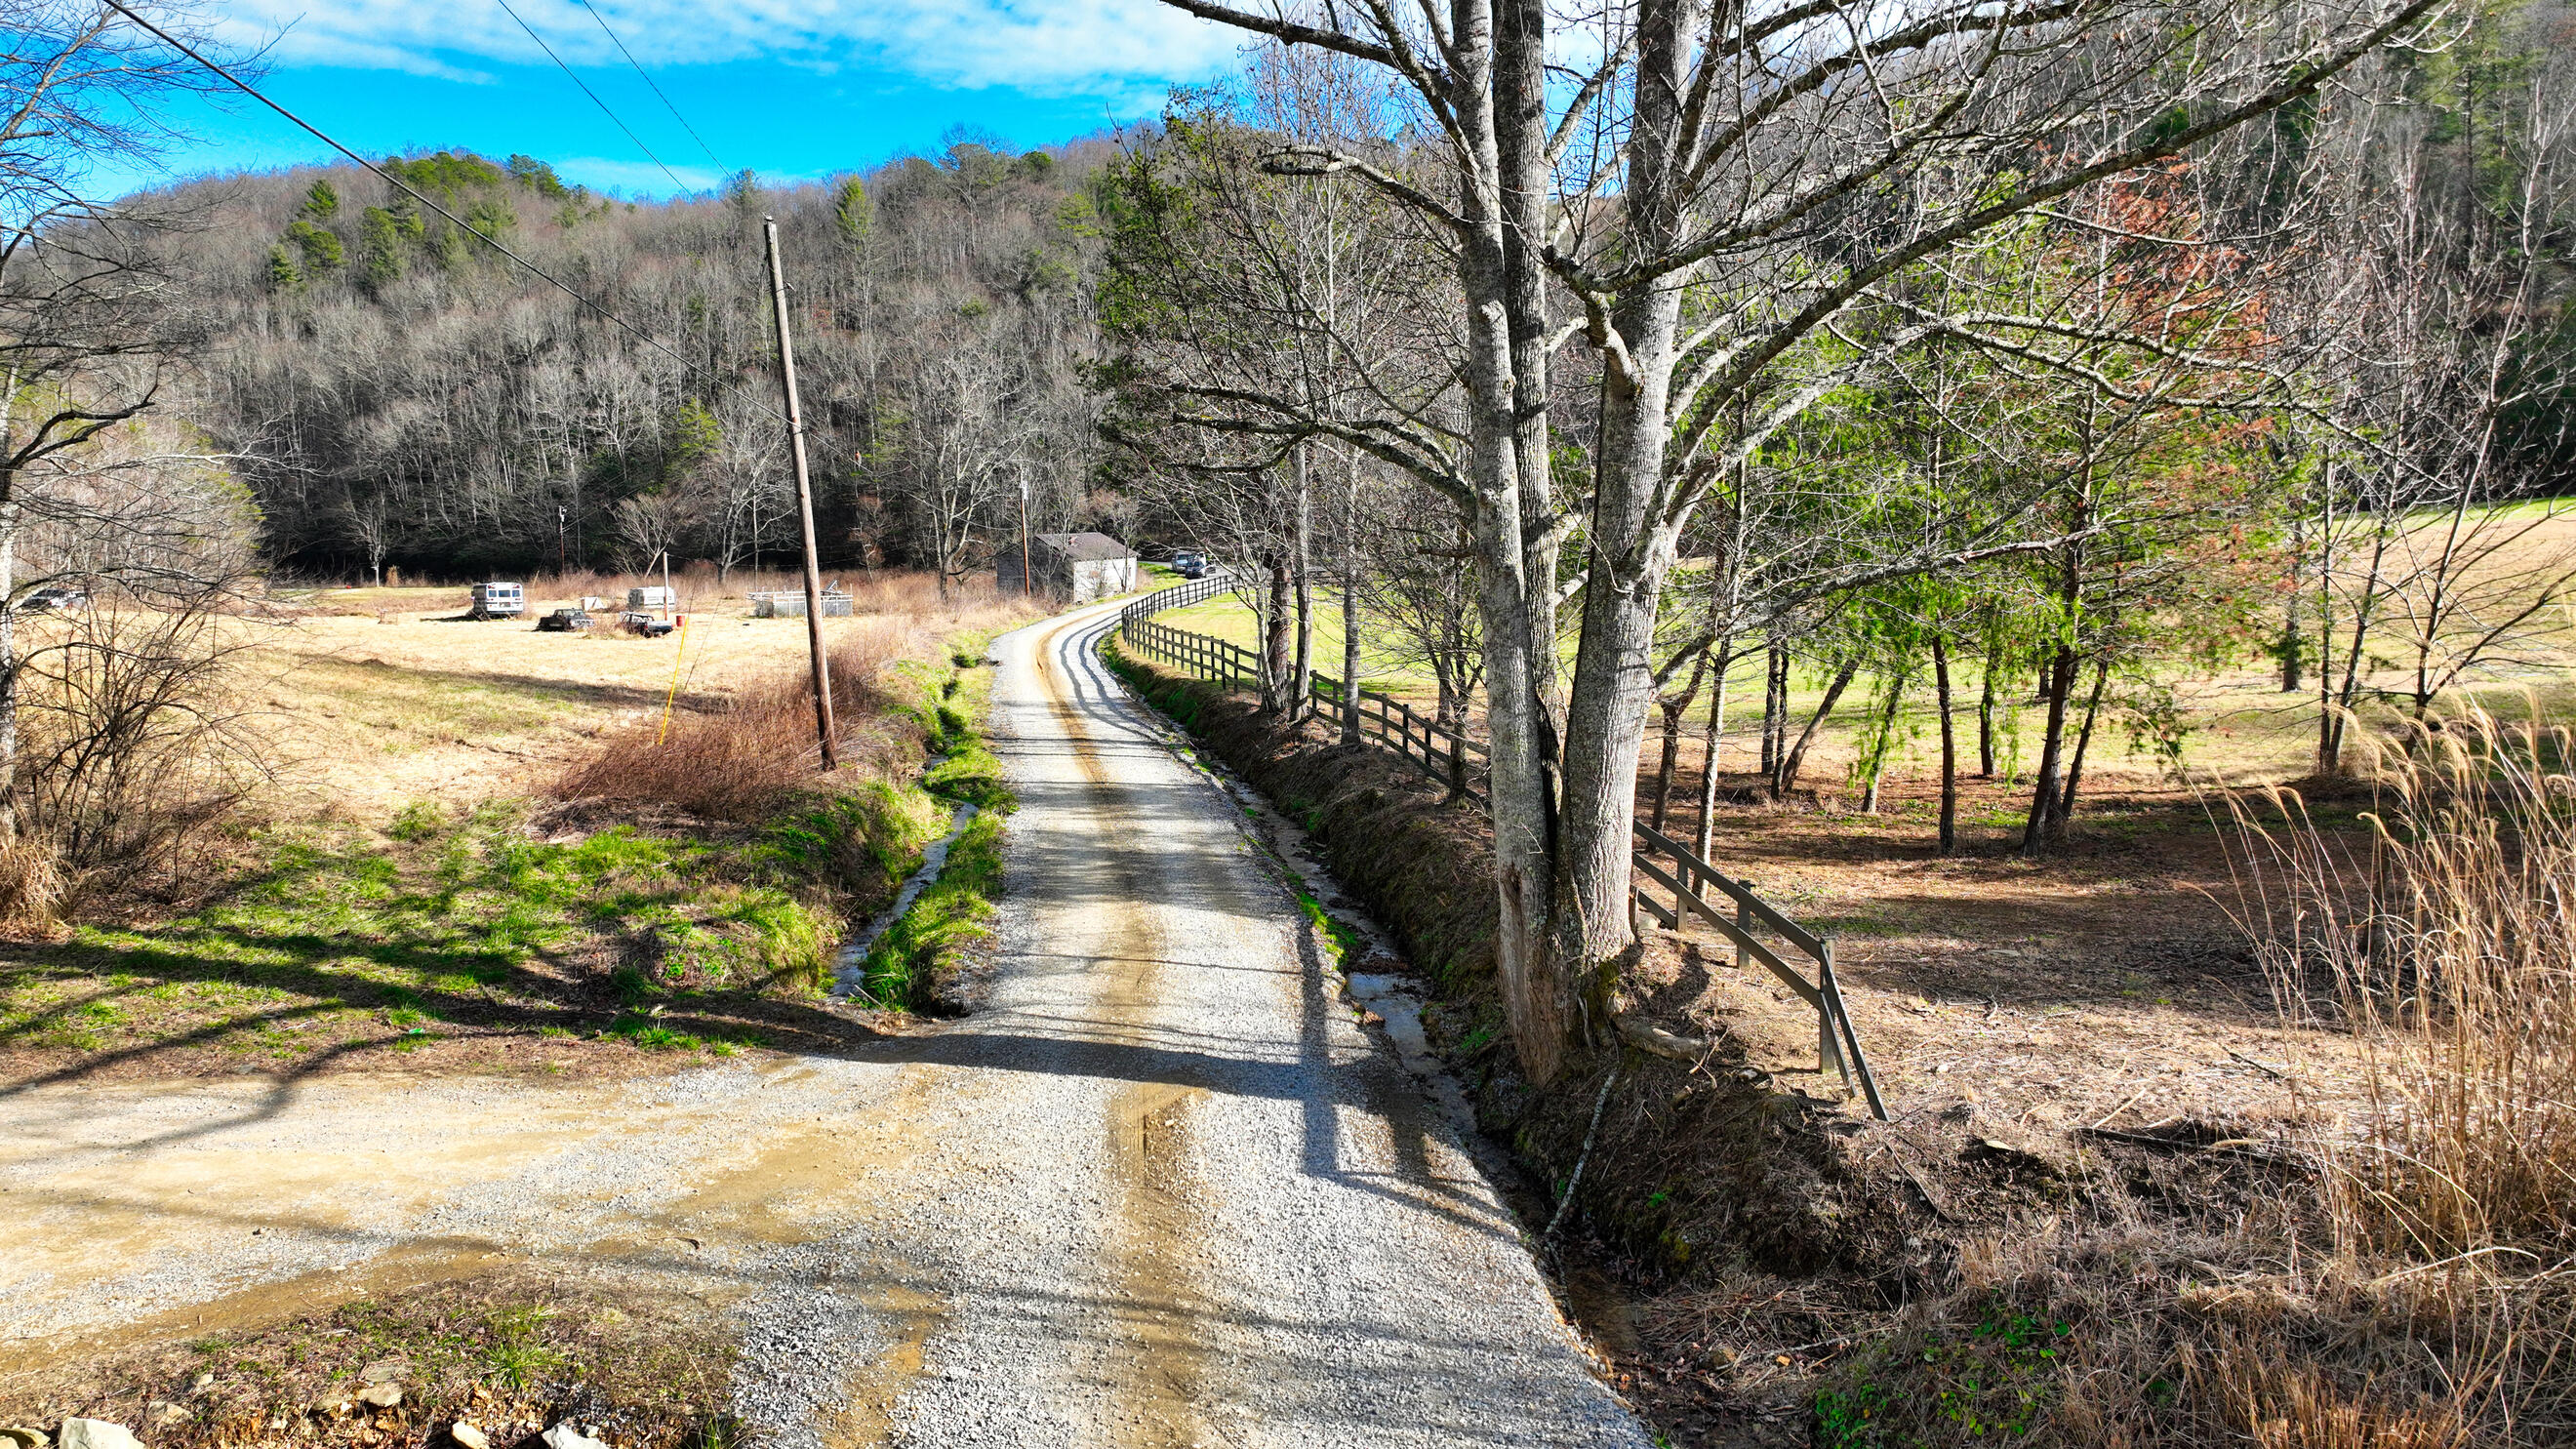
998 532 1139 604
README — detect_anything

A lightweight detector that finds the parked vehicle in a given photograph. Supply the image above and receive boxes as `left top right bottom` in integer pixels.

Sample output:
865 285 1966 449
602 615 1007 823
20 585 88 613
620 611 676 637
1172 551 1207 580
468 582 526 620
536 608 593 632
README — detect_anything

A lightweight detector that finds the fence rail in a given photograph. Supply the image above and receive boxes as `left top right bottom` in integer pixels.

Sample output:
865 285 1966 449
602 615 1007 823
1117 575 1489 801
1113 573 1886 1118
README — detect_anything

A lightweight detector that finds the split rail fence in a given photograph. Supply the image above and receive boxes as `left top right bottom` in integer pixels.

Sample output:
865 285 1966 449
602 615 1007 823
1114 575 1887 1118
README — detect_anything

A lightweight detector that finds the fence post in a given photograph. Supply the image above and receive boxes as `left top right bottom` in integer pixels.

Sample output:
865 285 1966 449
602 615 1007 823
1817 938 1850 1090
1736 879 1753 975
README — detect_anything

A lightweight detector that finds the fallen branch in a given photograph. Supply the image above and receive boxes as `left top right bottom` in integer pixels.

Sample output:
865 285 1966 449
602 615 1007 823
1545 1064 1625 1248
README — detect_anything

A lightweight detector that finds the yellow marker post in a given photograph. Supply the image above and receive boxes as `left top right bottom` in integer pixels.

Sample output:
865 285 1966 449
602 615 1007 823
656 615 690 745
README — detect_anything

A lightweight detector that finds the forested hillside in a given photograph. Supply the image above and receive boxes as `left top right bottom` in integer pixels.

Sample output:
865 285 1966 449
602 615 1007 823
154 136 1117 583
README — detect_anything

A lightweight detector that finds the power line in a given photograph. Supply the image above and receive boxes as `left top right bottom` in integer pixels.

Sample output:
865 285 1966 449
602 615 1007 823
95 0 781 419
570 0 728 176
488 0 693 196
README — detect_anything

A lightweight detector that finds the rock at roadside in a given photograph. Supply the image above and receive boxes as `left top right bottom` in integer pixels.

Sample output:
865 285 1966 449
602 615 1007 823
357 1385 402 1410
449 1425 490 1449
1 1428 52 1449
59 1422 141 1449
542 1425 606 1449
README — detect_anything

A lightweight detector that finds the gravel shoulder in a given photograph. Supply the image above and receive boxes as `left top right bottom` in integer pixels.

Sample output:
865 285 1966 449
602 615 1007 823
2 597 1646 1447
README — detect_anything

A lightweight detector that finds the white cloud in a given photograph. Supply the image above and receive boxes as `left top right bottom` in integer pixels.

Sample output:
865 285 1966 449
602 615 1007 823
215 0 1241 97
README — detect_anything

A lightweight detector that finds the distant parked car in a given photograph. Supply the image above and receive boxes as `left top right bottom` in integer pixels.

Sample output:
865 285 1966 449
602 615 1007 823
1172 551 1207 580
468 582 526 620
536 608 593 632
20 585 88 613
620 611 676 637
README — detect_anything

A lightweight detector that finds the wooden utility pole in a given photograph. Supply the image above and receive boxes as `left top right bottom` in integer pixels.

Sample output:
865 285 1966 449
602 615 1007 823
763 218 837 770
1018 475 1032 597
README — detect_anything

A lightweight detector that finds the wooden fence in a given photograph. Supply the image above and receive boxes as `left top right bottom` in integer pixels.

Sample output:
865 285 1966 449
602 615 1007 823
1631 823 1887 1117
1117 576 1491 801
1113 574 1886 1118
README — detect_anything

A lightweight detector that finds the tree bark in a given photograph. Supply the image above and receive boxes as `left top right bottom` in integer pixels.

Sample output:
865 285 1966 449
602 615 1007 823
1693 635 1733 862
1292 450 1313 723
1541 0 1700 1042
1649 654 1706 833
1341 447 1361 746
1760 639 1787 779
1977 629 2000 778
1932 633 1957 854
2020 646 2078 855
1264 552 1295 715
1774 659 1859 798
0 498 17 840
2053 654 2113 837
2281 512 2305 692
1859 671 1904 814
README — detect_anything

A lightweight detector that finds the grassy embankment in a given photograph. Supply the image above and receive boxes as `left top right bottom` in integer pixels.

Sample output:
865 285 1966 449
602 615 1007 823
8 1271 736 1449
0 577 1036 1079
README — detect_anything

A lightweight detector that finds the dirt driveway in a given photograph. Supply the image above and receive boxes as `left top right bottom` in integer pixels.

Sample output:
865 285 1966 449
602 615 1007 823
2 601 1644 1447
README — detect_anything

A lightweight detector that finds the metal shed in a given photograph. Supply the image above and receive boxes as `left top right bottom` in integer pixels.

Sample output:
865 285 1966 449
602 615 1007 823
998 532 1139 604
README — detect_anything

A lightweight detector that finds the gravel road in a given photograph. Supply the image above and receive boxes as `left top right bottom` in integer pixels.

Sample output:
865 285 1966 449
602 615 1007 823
0 598 1648 1447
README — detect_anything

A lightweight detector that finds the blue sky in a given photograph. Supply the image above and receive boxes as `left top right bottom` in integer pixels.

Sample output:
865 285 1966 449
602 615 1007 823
112 0 1245 198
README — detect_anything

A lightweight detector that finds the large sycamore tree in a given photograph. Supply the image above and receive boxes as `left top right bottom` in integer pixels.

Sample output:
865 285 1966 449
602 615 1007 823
1145 0 2449 1083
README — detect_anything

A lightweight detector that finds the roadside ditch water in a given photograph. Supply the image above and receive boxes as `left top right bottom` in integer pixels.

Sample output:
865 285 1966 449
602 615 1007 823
827 798 979 1002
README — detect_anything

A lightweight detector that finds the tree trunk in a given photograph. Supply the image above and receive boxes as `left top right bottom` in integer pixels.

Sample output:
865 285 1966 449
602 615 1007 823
1341 448 1362 746
1760 639 1787 779
2020 647 2078 855
2052 655 2113 837
1774 659 1859 798
0 499 18 840
1292 452 1313 723
1693 636 1733 862
1860 671 1904 814
1977 631 2000 778
1264 554 1295 714
2281 512 2305 692
1459 195 1565 1086
1648 655 1704 833
1932 633 1957 854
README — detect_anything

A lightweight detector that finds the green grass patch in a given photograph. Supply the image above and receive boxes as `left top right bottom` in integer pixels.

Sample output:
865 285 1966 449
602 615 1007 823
1814 1301 2075 1447
4 797 881 1066
101 1270 740 1449
850 638 1017 1009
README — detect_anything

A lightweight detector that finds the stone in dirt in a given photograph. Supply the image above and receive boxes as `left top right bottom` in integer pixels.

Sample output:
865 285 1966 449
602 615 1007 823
542 1426 606 1449
449 1424 490 1449
357 1385 402 1409
1 1428 51 1449
58 1422 141 1449
360 1362 404 1385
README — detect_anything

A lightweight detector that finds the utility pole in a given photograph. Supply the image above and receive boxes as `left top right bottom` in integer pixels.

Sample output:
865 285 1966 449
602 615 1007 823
1018 474 1031 597
556 505 567 577
763 217 837 770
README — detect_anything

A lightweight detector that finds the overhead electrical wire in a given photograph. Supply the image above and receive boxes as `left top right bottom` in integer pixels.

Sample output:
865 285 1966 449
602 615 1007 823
570 0 728 175
93 0 785 422
488 0 693 195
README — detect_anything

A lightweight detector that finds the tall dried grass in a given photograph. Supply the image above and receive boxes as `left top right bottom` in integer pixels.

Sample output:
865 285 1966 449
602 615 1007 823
2230 699 2576 1257
557 620 917 820
2215 696 2576 1442
554 576 1035 820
